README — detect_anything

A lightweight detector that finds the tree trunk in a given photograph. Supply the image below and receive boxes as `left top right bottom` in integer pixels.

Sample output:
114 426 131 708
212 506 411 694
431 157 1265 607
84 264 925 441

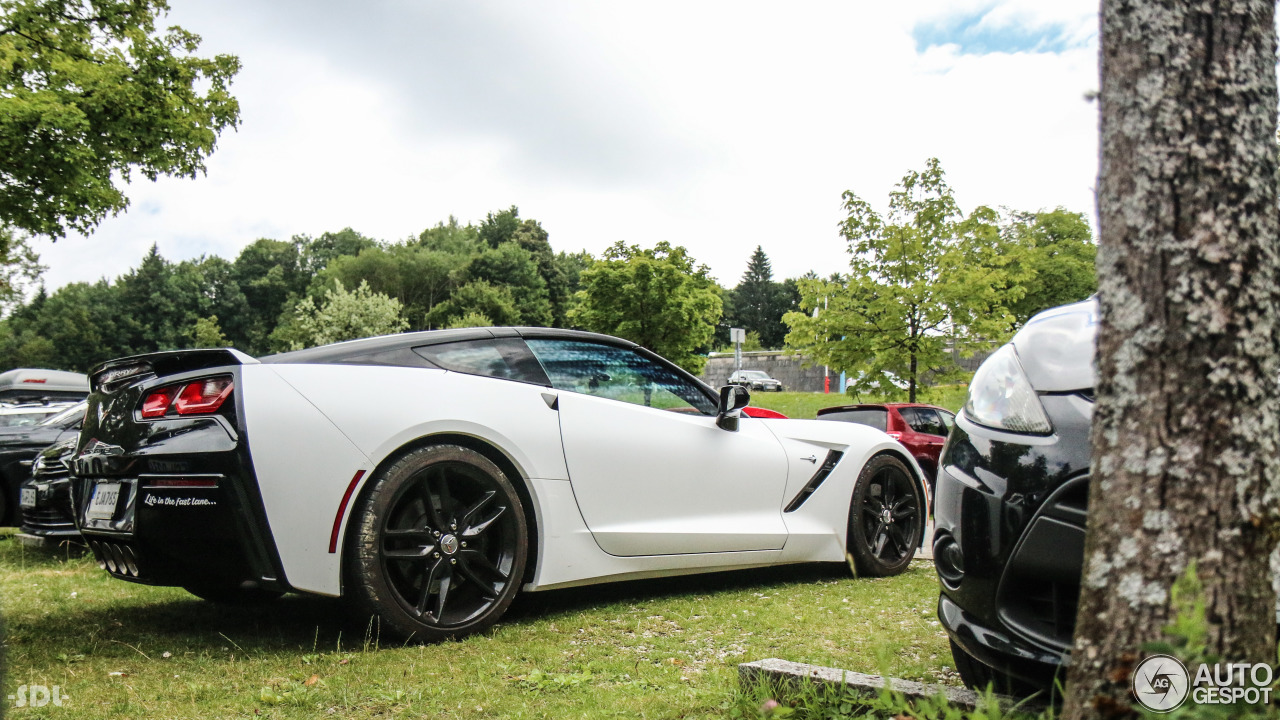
908 351 917 403
1065 1 1280 718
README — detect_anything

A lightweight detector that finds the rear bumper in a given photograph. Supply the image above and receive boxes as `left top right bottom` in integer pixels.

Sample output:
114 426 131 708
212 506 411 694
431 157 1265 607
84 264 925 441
76 467 275 587
72 368 286 591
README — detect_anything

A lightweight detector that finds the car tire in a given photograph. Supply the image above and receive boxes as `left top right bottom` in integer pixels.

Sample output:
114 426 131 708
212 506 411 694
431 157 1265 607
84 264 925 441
347 444 528 642
846 454 923 577
949 640 1042 697
183 582 284 605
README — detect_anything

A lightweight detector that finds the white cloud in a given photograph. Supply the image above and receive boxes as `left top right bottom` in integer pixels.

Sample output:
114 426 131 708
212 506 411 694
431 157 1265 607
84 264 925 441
34 1 1099 291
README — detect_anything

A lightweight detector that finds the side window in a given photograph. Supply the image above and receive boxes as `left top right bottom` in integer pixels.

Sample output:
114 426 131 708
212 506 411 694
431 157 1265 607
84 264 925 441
525 339 716 415
900 407 947 436
413 339 550 385
938 410 955 432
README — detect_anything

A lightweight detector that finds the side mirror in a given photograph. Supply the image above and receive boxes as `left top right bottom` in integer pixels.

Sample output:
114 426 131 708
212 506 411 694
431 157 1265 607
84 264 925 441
716 385 751 431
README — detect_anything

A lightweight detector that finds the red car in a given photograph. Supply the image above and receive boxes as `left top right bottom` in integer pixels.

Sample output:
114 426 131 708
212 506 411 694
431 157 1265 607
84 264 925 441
815 403 954 491
742 406 787 419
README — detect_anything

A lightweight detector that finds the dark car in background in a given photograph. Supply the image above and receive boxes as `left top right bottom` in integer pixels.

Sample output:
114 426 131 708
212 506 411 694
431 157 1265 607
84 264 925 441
19 437 78 539
728 370 783 392
0 402 86 526
932 299 1096 694
816 403 954 491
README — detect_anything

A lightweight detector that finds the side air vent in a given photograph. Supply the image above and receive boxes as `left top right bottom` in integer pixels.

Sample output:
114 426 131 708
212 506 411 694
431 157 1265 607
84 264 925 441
784 450 844 513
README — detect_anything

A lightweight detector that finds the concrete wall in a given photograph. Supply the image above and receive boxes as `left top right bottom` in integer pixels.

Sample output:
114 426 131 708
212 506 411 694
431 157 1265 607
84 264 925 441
699 348 992 393
700 352 831 392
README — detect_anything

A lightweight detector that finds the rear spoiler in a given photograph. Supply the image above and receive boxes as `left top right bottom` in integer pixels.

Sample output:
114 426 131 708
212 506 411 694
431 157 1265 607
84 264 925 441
90 349 259 392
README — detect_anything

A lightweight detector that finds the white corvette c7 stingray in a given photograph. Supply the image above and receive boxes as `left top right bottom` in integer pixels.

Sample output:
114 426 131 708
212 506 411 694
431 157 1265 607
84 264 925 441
72 328 928 640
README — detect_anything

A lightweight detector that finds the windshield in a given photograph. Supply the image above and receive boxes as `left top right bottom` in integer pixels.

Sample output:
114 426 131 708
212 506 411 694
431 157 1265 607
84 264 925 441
740 371 769 379
40 402 87 427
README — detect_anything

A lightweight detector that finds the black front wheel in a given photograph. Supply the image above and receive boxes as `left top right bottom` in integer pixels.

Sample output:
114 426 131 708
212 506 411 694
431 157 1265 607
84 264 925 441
347 444 528 642
847 454 923 577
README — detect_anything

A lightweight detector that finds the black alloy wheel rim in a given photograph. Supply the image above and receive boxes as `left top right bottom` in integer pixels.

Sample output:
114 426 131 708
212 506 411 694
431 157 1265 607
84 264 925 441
859 466 919 564
380 462 518 627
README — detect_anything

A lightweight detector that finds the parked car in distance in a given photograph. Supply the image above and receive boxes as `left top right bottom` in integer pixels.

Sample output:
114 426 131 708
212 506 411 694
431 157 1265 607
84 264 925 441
72 329 929 642
19 437 78 539
933 299 1095 695
0 401 86 526
728 370 783 392
815 403 954 491
0 368 89 404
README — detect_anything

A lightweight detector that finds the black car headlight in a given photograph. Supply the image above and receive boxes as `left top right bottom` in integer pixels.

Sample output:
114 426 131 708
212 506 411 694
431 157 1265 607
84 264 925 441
963 344 1052 434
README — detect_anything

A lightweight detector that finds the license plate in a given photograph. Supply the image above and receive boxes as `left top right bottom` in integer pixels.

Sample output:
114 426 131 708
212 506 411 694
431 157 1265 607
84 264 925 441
19 487 36 509
88 483 121 520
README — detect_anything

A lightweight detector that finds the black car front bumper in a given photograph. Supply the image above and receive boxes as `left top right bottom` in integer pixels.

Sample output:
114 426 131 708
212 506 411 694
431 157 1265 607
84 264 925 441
932 393 1093 689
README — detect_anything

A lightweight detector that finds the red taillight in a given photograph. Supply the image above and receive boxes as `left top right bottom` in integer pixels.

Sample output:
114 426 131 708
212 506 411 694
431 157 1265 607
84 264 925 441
173 377 234 415
140 377 233 419
141 386 179 418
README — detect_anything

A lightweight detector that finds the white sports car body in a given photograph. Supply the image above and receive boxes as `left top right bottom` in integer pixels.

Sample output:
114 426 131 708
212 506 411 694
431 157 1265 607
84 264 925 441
73 328 928 639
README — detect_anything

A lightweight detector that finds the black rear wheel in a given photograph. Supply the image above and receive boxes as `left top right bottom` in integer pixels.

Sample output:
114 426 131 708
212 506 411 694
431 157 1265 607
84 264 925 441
347 444 527 642
847 454 922 576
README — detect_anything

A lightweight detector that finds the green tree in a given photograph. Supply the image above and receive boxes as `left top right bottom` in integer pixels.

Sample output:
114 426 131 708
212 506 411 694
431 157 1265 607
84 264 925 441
570 241 722 374
273 280 408 351
446 311 493 329
466 243 552 326
478 206 522 248
0 0 241 237
115 244 183 350
189 315 227 348
417 216 483 256
314 243 466 330
232 238 309 354
1001 208 1097 324
726 246 796 349
784 159 1023 401
299 228 378 275
426 280 520 329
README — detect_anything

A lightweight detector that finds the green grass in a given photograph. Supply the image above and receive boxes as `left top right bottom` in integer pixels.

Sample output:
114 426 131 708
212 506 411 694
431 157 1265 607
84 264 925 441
0 533 954 719
749 385 970 420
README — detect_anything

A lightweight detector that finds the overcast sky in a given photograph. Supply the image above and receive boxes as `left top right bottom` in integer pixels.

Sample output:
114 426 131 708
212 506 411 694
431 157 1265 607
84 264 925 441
34 0 1099 291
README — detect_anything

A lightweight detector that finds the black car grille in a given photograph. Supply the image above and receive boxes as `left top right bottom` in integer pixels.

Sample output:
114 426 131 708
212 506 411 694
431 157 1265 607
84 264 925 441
995 475 1089 651
34 462 70 481
21 506 75 532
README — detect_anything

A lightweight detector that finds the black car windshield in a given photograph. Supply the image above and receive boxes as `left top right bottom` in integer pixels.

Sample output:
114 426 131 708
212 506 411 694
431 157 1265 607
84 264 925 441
739 371 770 379
40 402 87 427
819 408 888 431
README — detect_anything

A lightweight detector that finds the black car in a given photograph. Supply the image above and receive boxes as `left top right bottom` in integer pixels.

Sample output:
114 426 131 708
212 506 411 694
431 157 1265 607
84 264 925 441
933 299 1096 693
0 402 86 526
19 437 79 538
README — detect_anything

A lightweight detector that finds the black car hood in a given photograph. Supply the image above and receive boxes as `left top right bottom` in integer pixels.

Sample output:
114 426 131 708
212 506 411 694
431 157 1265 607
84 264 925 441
0 424 67 449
